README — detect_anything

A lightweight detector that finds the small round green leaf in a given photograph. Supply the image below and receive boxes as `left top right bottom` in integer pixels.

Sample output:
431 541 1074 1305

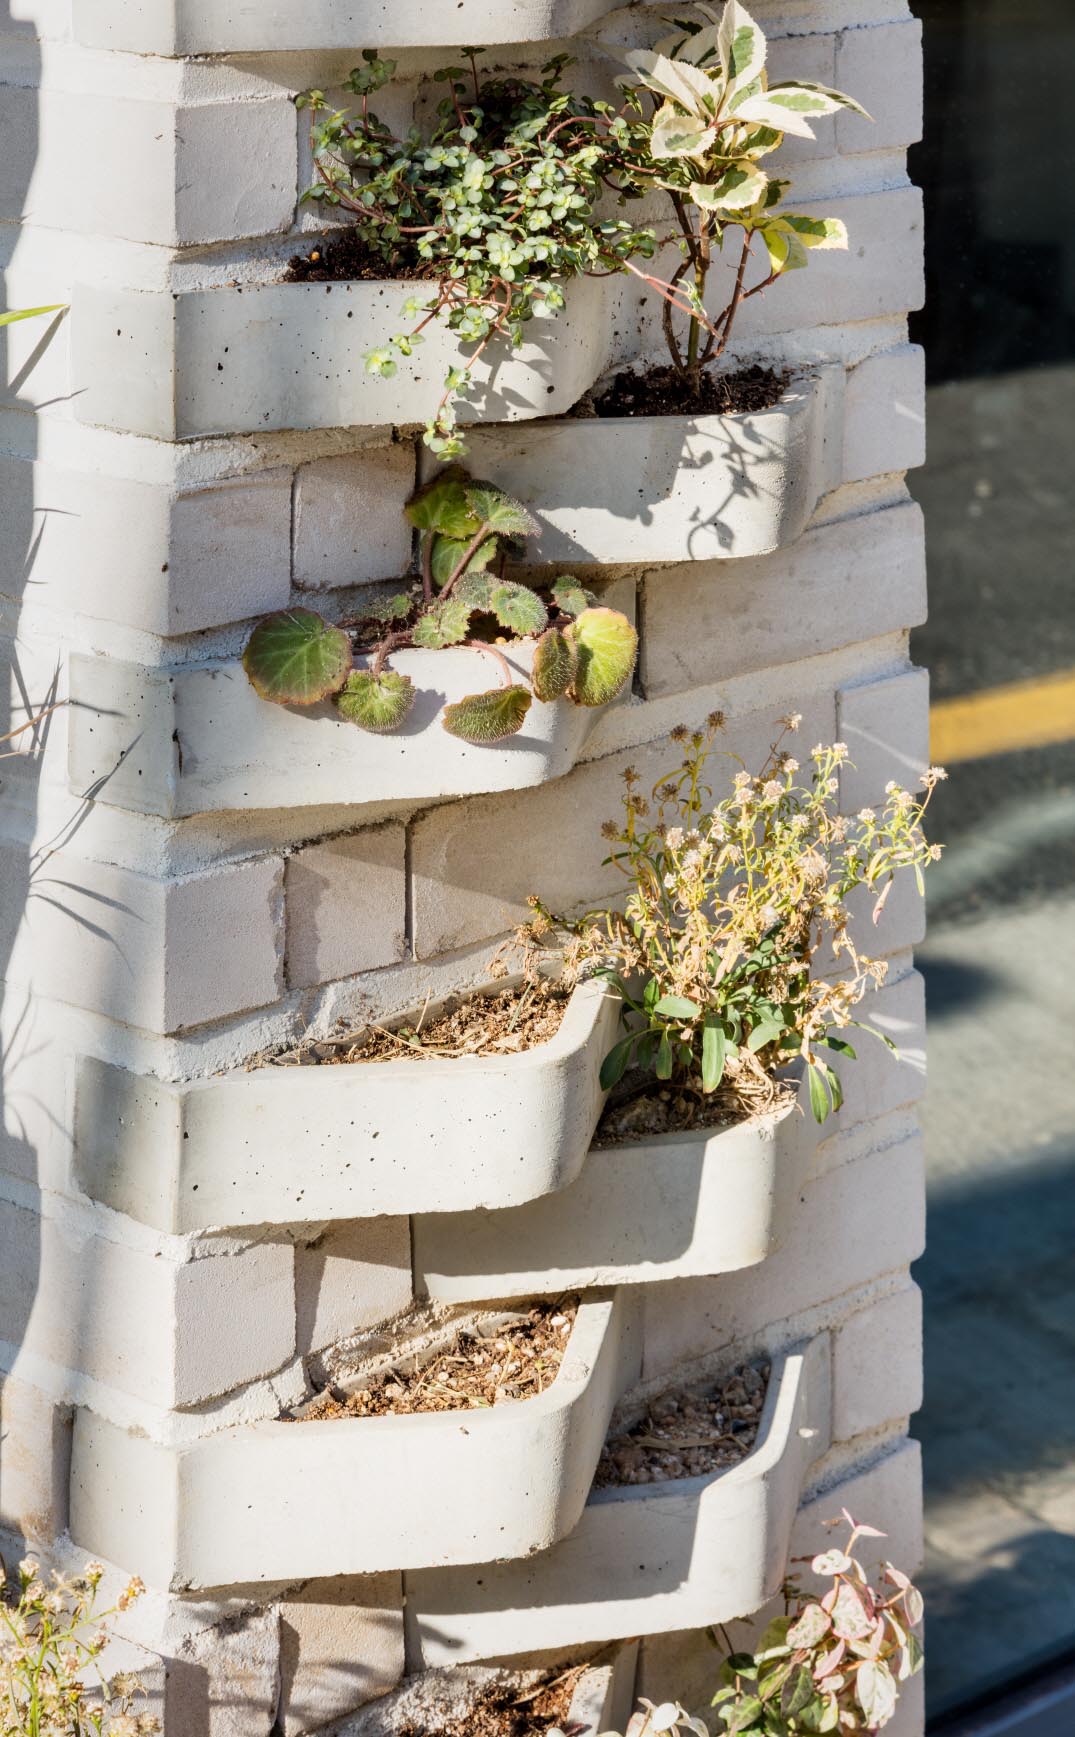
566 607 638 707
552 579 595 620
464 481 536 538
335 668 416 734
531 627 576 702
405 469 481 538
242 609 352 706
430 531 499 590
489 581 547 638
412 598 473 649
442 684 532 744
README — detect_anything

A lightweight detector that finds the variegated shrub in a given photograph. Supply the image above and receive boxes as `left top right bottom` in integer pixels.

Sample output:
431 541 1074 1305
607 1 870 382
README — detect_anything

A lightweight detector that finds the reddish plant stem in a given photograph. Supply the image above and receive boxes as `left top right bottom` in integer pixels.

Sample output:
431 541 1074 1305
371 629 414 677
438 522 495 601
421 534 435 604
464 639 513 686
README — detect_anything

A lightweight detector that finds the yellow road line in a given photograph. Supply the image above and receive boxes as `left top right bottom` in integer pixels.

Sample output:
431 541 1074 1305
931 666 1075 765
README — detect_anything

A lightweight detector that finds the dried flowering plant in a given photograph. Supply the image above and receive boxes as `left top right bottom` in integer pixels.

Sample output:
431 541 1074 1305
297 51 653 454
0 1554 158 1737
531 715 944 1122
558 1513 924 1736
605 2 869 385
241 468 636 743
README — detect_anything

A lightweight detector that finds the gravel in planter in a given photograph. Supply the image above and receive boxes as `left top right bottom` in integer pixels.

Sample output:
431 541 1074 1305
289 1298 579 1421
595 1361 769 1487
265 980 571 1070
592 1075 797 1147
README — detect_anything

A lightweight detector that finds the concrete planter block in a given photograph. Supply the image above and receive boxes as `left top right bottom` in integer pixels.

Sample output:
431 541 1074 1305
406 1334 833 1665
73 979 622 1232
330 1649 636 1737
71 276 616 441
440 367 844 567
69 1289 642 1590
74 0 619 54
66 640 613 818
415 1085 812 1302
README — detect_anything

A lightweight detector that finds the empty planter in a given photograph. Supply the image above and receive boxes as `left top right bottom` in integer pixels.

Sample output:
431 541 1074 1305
446 366 845 565
70 274 618 441
414 1081 812 1300
69 1288 640 1590
67 639 619 818
405 1334 833 1666
73 979 622 1231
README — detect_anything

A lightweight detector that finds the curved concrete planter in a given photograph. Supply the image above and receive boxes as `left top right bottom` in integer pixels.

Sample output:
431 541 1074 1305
67 638 616 818
71 275 616 441
415 1086 811 1301
73 980 622 1232
440 366 844 566
74 0 620 54
69 1289 641 1590
406 1334 833 1665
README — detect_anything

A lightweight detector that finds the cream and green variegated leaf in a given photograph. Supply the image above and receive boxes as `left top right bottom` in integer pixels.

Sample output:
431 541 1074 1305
622 49 717 117
779 212 850 250
690 160 769 211
442 684 533 743
335 668 416 733
728 92 821 139
653 21 724 69
650 103 719 160
767 79 873 120
760 224 810 275
717 0 767 98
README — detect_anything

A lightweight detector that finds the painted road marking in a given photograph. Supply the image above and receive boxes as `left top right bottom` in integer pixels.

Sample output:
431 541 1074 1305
931 666 1075 765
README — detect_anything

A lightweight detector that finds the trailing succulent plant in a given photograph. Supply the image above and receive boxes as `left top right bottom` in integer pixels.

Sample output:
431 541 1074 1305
241 470 637 746
296 50 653 454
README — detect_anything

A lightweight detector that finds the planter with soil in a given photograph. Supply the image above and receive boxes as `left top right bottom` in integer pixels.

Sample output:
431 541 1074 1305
70 268 618 441
414 1067 812 1302
404 1334 833 1665
74 0 620 55
69 1290 641 1590
332 1647 637 1737
66 630 626 819
73 978 623 1233
437 363 845 566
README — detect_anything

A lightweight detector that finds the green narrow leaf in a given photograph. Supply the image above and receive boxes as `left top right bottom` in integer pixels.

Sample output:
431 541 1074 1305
242 609 352 705
653 995 701 1018
531 627 577 702
489 581 548 637
463 481 536 538
0 303 66 327
411 598 473 649
566 607 638 707
334 668 416 733
442 684 532 744
656 1029 674 1079
808 1062 833 1124
702 1020 728 1092
599 1032 639 1091
746 1016 786 1053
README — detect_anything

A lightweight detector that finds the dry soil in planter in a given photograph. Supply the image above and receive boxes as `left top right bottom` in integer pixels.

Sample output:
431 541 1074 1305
397 1668 584 1737
593 1075 797 1147
291 1298 579 1421
268 980 570 1070
595 1361 769 1487
586 362 788 420
287 232 439 284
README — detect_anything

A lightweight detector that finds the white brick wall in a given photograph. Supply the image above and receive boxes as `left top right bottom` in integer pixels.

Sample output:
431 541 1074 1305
0 3 928 1729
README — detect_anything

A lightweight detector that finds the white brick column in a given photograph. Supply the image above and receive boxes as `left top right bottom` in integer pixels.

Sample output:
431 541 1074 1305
0 3 927 1732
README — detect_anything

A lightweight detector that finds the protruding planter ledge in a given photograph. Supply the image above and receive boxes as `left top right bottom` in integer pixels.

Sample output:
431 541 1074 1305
69 1289 642 1591
414 1082 811 1301
71 275 617 441
404 1334 833 1667
74 0 620 55
438 366 845 566
73 979 622 1232
67 639 614 818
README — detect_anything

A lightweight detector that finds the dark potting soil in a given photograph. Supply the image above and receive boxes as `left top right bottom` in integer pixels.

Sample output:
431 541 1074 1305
286 228 439 284
588 361 788 419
